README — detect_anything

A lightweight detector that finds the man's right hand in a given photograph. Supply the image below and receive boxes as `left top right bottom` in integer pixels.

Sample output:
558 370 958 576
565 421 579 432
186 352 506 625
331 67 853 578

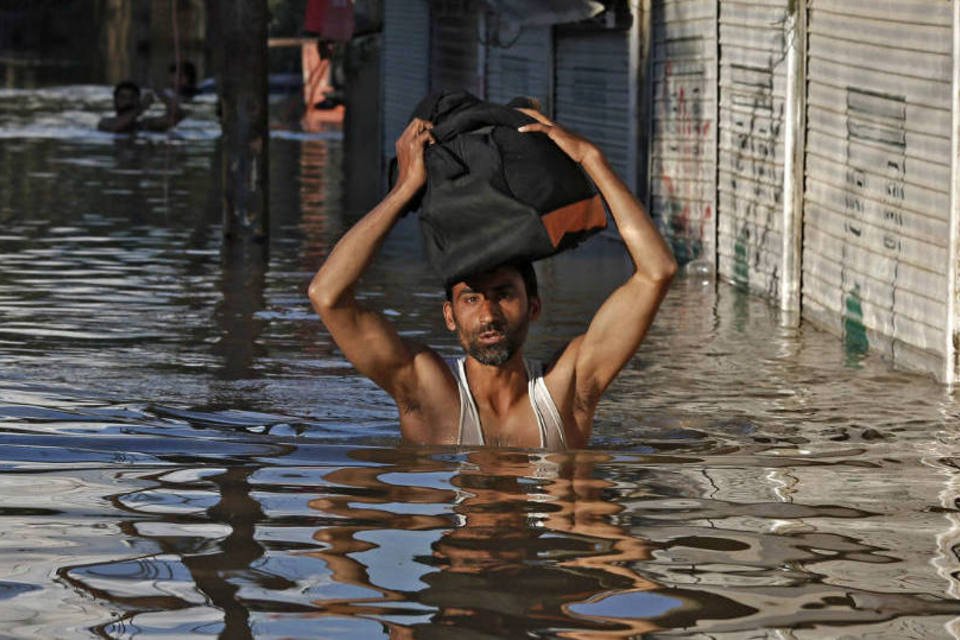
393 118 435 194
139 90 155 114
515 108 601 167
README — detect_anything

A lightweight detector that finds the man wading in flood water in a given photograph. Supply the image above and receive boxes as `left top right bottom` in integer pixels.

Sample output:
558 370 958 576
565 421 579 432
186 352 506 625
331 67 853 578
309 110 677 449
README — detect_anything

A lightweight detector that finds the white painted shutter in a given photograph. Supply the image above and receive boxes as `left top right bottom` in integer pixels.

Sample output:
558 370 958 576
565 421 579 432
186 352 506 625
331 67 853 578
801 0 952 374
648 0 718 265
716 0 790 298
485 25 552 113
381 0 431 170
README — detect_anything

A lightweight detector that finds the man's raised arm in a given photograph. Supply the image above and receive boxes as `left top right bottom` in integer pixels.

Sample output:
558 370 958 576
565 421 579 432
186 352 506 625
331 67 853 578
142 90 189 132
308 118 436 395
518 110 677 439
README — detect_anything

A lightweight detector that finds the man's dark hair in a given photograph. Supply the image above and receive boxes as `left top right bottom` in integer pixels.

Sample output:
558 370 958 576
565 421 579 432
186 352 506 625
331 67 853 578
169 60 197 87
444 261 539 301
113 80 140 99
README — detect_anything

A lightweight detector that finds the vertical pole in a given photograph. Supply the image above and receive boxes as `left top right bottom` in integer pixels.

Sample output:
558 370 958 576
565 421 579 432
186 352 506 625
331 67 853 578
636 0 653 208
709 0 720 273
946 0 960 384
780 0 807 325
220 0 269 244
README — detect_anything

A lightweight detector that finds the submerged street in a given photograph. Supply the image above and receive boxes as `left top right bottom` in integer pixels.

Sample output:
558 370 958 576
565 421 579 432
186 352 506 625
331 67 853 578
0 86 959 637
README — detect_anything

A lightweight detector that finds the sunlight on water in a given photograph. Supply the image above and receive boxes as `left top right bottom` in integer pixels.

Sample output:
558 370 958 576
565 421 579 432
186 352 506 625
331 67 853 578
1 86 960 639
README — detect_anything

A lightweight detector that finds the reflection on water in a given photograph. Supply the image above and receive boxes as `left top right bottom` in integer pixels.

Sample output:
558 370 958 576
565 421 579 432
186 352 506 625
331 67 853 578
2 87 960 638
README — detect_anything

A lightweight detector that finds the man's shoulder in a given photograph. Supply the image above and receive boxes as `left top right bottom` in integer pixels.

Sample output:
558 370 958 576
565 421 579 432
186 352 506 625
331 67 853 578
541 335 583 381
97 116 137 133
395 350 462 445
394 345 460 408
540 335 600 413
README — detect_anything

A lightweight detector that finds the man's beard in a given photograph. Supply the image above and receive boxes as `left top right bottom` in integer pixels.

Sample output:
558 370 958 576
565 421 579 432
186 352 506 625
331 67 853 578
460 320 525 366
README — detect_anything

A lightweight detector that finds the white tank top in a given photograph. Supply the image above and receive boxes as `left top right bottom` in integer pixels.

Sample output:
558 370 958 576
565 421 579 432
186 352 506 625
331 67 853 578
452 357 567 450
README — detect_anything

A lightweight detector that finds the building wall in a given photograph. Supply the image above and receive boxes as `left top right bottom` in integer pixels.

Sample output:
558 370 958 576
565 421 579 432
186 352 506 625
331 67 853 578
485 25 552 115
149 0 207 88
649 0 959 382
649 0 719 265
556 28 636 189
800 0 953 378
716 0 790 299
387 0 960 382
380 0 431 177
429 0 483 96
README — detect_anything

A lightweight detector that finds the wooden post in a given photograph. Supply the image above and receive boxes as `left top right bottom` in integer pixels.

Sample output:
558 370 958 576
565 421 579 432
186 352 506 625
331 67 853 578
946 0 960 384
219 0 269 244
780 0 807 325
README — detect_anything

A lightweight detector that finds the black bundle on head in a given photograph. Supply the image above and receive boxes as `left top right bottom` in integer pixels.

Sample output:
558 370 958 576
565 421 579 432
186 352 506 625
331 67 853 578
393 90 606 288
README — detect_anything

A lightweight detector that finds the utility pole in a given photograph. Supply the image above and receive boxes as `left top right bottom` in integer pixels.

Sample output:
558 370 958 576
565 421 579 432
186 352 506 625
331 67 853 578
219 0 269 245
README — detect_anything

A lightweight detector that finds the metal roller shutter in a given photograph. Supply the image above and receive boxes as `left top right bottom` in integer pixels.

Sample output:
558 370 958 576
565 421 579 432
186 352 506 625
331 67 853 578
381 0 431 171
555 29 633 188
648 0 718 265
716 0 790 297
429 0 483 96
801 0 953 374
485 26 552 114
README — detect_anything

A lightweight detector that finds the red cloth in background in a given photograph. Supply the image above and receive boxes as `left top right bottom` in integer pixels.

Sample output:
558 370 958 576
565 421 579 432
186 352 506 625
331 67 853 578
304 0 354 42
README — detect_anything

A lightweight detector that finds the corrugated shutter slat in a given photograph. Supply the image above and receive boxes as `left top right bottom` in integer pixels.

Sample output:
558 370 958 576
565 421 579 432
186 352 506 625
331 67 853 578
649 0 718 265
715 0 789 295
381 0 431 170
801 0 952 373
485 26 551 113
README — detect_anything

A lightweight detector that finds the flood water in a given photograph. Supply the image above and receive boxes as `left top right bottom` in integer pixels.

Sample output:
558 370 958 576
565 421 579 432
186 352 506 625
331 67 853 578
2 86 960 639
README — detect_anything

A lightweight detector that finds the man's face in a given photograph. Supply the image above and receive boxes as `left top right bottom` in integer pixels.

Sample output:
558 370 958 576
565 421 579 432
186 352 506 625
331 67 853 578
114 88 140 115
170 69 192 92
443 266 540 366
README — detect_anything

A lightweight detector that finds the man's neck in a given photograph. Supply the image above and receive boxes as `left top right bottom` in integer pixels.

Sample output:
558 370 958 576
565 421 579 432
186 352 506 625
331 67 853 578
463 352 529 414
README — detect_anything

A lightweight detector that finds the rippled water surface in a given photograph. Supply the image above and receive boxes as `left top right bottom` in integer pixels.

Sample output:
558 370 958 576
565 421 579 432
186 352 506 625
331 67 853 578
2 87 960 639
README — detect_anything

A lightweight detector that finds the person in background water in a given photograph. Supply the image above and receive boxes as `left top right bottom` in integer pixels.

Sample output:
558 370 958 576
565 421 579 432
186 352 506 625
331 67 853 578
97 80 187 134
168 61 201 100
309 110 677 450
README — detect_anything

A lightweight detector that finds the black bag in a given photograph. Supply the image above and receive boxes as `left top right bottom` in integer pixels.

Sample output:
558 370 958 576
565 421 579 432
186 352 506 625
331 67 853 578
391 91 607 286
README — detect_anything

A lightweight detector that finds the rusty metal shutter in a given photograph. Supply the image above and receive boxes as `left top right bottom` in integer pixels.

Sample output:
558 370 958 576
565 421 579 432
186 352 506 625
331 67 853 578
381 0 431 170
430 1 483 96
555 29 633 188
648 0 718 265
716 0 791 297
801 0 952 374
485 25 552 114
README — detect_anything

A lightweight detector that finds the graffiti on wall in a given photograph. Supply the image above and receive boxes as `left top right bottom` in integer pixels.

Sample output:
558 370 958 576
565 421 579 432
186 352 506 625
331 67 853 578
726 60 785 296
655 36 713 264
841 87 907 355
